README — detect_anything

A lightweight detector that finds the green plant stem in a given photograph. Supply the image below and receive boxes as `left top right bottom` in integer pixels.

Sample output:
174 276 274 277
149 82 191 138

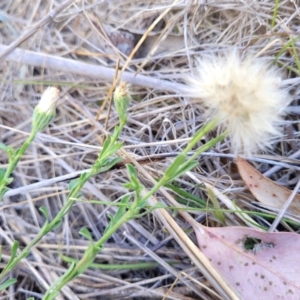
42 118 226 298
182 118 219 154
140 123 227 204
0 167 96 280
271 0 280 28
0 123 124 280
43 199 137 300
79 212 129 270
0 130 37 199
188 130 228 162
61 255 160 270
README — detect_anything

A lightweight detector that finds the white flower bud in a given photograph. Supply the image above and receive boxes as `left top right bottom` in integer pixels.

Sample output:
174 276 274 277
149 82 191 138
114 82 131 125
37 87 60 115
32 87 60 132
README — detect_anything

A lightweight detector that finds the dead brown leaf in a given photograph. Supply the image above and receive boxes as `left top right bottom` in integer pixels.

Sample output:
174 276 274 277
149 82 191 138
237 157 300 214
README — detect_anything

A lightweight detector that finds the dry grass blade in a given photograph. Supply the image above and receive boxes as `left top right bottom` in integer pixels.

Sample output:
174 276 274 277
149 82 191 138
0 0 78 60
0 45 187 93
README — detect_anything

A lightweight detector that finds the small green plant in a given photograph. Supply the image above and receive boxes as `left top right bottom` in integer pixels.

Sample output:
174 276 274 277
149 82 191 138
0 82 224 298
0 83 131 290
0 50 290 297
0 87 60 199
42 105 226 300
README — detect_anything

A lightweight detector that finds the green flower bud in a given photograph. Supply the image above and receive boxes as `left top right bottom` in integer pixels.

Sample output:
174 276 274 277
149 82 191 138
32 87 60 132
113 81 130 125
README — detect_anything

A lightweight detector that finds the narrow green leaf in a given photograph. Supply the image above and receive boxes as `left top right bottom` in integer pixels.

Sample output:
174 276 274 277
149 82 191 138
0 143 8 151
0 278 17 291
125 164 141 191
10 241 19 261
164 154 186 178
271 0 280 28
126 164 136 178
135 202 165 216
193 132 227 159
184 118 219 153
94 245 102 252
169 160 199 182
135 199 148 210
164 182 206 207
97 157 123 173
207 187 225 224
112 125 121 140
109 142 123 154
44 290 60 300
97 136 112 160
51 220 62 231
273 37 300 66
0 143 15 156
290 37 300 74
6 177 13 185
149 202 165 210
79 228 93 242
39 206 49 221
80 172 91 182
7 148 16 160
61 255 160 270
99 142 123 160
106 213 113 222
104 195 130 234
68 177 81 190
0 187 9 198
177 160 199 175
123 182 135 190
0 168 6 182
3 241 19 271
52 261 77 287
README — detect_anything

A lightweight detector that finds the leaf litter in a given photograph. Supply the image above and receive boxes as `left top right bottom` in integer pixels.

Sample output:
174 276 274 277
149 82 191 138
193 224 300 300
237 157 300 215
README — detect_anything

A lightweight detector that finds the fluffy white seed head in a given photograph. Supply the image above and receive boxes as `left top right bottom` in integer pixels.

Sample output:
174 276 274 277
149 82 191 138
186 51 290 155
